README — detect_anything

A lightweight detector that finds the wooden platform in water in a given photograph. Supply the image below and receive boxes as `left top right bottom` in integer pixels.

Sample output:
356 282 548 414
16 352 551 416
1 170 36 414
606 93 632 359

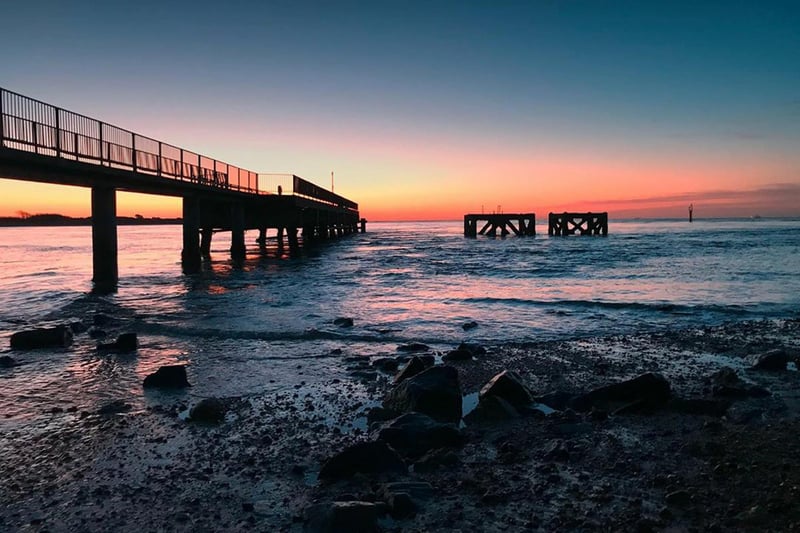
464 213 536 237
548 212 608 236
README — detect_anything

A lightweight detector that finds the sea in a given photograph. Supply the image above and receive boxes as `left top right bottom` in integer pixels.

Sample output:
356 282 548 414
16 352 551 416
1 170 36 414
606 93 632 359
0 218 799 424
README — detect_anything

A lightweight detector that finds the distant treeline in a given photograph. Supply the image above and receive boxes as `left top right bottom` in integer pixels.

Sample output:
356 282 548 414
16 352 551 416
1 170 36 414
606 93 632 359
0 214 181 227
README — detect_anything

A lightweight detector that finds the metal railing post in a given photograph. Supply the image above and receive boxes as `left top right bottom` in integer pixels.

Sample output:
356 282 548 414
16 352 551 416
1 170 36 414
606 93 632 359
0 88 4 146
158 141 162 177
55 107 61 157
180 148 184 179
131 133 137 172
99 121 104 165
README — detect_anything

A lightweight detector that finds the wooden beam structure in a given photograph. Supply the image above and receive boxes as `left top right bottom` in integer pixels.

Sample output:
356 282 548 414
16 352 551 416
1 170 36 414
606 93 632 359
548 212 608 236
464 213 536 237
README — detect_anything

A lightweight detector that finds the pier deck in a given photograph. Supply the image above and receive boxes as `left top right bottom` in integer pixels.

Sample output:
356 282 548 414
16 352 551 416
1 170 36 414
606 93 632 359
0 87 362 291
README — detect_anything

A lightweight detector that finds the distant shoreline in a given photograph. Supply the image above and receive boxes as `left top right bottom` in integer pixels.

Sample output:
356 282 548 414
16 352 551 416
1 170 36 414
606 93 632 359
0 214 181 227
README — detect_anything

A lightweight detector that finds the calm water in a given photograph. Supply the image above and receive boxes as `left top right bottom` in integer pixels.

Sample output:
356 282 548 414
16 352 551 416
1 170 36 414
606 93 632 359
0 219 799 422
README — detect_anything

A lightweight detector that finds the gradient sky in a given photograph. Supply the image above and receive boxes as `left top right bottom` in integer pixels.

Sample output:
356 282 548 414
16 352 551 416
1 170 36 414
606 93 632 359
1 1 799 220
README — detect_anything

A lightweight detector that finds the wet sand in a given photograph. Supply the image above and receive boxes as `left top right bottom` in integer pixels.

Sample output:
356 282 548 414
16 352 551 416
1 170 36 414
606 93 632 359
2 318 799 531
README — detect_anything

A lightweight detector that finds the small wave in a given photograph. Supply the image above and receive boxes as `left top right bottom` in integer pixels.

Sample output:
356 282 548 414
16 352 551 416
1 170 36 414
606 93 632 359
10 270 60 279
135 321 454 347
460 297 752 316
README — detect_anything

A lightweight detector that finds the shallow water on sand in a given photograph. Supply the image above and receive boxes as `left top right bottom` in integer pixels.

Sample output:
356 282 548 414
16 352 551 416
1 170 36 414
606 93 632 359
0 218 799 424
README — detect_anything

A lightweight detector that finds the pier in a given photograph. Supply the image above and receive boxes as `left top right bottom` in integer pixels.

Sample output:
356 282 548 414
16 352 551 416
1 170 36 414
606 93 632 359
0 87 362 292
464 213 536 237
548 212 608 236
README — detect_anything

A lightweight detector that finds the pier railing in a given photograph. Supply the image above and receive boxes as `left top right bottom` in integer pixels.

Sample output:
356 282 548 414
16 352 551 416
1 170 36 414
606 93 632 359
0 88 260 193
0 87 358 211
257 173 358 210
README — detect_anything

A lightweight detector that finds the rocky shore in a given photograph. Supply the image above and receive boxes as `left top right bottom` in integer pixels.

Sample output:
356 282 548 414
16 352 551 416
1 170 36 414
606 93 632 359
2 317 799 532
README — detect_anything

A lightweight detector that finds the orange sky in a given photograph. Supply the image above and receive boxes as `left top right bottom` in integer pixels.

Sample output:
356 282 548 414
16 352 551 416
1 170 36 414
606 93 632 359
1 135 798 221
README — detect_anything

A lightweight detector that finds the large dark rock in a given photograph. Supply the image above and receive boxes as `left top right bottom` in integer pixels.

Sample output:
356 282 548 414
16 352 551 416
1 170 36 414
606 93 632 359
318 441 406 481
0 355 16 368
189 397 227 423
750 348 790 371
98 332 138 352
379 481 434 519
479 370 533 407
305 501 381 532
88 327 107 339
366 406 401 427
92 313 112 326
710 366 741 387
709 367 770 398
384 365 462 423
114 332 138 351
371 357 399 373
442 348 472 362
571 372 671 412
393 356 427 384
69 321 88 334
413 449 460 472
463 395 520 424
10 326 73 350
333 317 354 328
396 342 430 353
375 412 462 457
457 342 486 356
418 354 436 367
143 365 190 389
535 390 579 411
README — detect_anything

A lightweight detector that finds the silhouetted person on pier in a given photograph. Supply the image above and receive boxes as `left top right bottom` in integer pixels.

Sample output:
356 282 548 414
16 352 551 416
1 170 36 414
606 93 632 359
278 185 282 195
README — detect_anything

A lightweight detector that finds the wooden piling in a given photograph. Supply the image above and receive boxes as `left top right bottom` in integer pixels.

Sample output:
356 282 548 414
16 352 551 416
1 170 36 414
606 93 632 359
548 212 608 236
230 203 246 259
463 213 535 237
200 227 213 256
287 227 299 250
181 195 201 274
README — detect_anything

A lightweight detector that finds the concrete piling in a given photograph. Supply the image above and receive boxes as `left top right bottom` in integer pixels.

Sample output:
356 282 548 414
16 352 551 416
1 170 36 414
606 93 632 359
181 196 201 273
91 186 118 292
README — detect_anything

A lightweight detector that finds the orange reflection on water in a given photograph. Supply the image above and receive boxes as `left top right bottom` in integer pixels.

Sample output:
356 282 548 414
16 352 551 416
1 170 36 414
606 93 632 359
207 284 228 295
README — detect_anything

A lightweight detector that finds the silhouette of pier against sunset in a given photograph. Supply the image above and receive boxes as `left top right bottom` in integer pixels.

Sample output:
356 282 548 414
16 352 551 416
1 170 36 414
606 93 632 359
0 87 362 292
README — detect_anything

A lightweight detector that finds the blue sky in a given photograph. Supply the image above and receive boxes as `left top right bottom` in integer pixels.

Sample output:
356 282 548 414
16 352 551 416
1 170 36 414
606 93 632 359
1 1 799 218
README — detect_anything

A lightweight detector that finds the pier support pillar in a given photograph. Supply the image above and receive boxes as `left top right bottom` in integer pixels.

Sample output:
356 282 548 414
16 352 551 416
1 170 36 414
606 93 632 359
277 227 285 250
302 226 314 243
200 227 213 256
257 227 267 250
91 186 118 293
287 227 299 251
360 218 367 233
181 196 201 273
230 204 246 260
